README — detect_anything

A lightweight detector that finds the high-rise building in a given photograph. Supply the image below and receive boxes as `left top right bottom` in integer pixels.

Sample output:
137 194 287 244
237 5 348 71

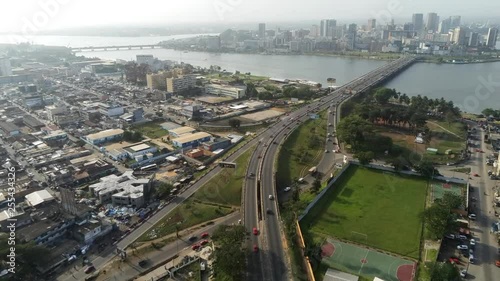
310 25 320 38
0 57 12 76
320 19 336 37
367 19 376 31
452 27 467 46
426 13 439 32
403 23 414 32
449 16 461 29
438 18 451 34
347 24 357 49
486 28 498 48
258 23 266 38
412 13 424 32
468 32 479 47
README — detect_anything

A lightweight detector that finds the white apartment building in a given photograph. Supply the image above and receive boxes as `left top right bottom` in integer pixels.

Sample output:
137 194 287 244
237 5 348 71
166 74 197 93
205 84 247 99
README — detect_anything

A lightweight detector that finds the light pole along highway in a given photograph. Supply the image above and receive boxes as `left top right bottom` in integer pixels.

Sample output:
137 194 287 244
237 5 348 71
245 56 417 281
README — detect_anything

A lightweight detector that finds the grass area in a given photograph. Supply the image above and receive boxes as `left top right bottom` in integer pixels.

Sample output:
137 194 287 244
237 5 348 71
138 199 233 242
449 167 471 174
193 145 256 206
425 249 438 262
301 165 428 259
417 262 432 281
276 111 328 188
131 120 168 139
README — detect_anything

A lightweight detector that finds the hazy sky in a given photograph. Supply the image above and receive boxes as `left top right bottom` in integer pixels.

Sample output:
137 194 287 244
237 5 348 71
0 0 498 32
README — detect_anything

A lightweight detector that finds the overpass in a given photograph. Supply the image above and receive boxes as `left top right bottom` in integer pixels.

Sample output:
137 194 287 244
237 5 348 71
244 55 417 280
70 44 162 52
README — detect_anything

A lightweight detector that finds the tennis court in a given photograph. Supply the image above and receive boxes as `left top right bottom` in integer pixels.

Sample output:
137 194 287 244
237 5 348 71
430 181 464 202
321 238 416 281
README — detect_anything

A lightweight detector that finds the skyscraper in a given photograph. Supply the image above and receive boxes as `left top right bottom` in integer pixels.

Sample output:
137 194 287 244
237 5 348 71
468 32 479 47
412 13 424 32
426 13 439 32
310 25 319 38
0 57 12 76
403 23 414 32
438 18 451 34
449 16 461 29
347 24 357 49
452 27 467 46
367 19 376 31
320 19 336 37
258 23 266 38
486 28 498 48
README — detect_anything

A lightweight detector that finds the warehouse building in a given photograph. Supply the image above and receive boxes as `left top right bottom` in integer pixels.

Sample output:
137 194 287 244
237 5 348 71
84 129 124 145
172 132 211 148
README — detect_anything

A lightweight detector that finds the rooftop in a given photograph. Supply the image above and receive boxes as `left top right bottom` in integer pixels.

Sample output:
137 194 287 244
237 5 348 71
129 143 151 152
169 126 196 136
172 132 211 144
89 170 150 200
25 189 55 207
86 129 124 141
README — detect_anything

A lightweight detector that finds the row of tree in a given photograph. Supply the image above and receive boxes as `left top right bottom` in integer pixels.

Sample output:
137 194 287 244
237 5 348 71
211 225 246 280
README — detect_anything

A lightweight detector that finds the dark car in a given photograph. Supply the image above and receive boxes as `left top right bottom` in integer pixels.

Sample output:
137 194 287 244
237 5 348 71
138 260 148 267
84 266 95 274
188 236 197 242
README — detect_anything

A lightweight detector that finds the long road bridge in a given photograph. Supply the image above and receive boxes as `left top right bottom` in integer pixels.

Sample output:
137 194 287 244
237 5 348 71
245 55 417 280
70 44 162 52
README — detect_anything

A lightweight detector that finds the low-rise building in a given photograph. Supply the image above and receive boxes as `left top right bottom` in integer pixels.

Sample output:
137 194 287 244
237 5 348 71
205 84 247 99
23 115 45 130
84 128 124 145
125 143 158 158
202 137 232 151
42 130 68 142
168 126 196 138
89 170 152 207
0 121 20 136
97 103 124 117
172 132 212 148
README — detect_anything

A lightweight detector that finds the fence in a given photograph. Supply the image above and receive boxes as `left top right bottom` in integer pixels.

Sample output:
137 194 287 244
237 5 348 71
295 220 316 281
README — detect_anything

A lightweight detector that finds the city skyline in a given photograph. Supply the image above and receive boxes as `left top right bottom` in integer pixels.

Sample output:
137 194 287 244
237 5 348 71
0 0 499 33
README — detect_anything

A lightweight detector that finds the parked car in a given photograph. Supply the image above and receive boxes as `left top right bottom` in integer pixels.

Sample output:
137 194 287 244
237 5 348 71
191 244 200 251
470 239 476 246
460 270 467 278
84 266 95 274
449 257 460 264
457 245 468 250
188 236 197 242
201 232 209 239
469 255 474 263
284 187 291 192
200 240 209 246
458 235 468 240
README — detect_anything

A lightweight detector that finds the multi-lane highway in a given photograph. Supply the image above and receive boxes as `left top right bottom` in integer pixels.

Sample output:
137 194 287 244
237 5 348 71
245 55 417 280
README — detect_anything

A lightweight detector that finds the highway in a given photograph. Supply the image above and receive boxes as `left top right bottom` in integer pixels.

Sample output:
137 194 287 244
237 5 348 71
245 55 417 280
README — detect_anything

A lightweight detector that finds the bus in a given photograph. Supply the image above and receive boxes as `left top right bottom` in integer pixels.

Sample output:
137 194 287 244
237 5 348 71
140 164 157 171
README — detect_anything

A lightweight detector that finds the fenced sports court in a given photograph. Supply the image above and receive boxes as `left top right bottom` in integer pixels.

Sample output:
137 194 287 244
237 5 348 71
430 181 463 202
321 238 416 281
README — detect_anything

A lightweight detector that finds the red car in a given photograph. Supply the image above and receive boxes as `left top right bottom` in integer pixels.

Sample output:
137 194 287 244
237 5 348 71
200 240 209 246
253 227 259 235
449 257 460 264
253 245 259 252
191 244 200 250
201 232 209 239
473 173 479 177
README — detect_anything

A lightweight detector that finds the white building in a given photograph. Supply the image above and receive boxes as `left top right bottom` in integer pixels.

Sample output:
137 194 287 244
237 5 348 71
89 170 151 207
136 54 155 66
205 84 247 99
0 57 12 76
124 143 157 158
97 103 124 117
85 129 124 145
25 190 55 207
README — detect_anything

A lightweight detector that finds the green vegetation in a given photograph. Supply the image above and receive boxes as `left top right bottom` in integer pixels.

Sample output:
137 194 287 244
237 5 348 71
301 165 427 259
338 87 466 165
211 225 246 281
423 192 463 239
123 130 143 142
138 199 233 241
0 236 50 281
277 111 327 188
193 146 255 206
175 261 201 281
130 121 168 139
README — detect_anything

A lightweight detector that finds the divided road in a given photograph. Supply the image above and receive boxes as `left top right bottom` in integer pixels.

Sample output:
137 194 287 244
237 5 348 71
247 56 417 280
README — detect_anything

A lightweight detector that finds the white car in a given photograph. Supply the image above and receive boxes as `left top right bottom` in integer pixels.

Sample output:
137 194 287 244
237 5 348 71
457 245 468 250
470 239 476 246
284 187 292 192
268 195 274 200
460 270 467 278
445 234 455 239
468 213 476 220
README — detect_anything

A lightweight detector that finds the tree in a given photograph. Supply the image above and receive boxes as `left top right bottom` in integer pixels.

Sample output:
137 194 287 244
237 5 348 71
445 111 456 126
228 119 241 128
355 151 374 165
311 179 321 193
415 159 436 178
212 225 246 280
373 88 395 105
336 115 373 151
155 182 173 199
427 261 460 281
440 192 464 210
422 204 453 239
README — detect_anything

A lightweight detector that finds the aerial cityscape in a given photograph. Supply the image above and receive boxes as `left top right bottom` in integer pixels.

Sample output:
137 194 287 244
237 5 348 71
0 1 500 281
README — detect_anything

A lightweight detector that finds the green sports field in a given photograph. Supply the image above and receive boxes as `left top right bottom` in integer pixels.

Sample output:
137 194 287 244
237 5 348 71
301 165 428 259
